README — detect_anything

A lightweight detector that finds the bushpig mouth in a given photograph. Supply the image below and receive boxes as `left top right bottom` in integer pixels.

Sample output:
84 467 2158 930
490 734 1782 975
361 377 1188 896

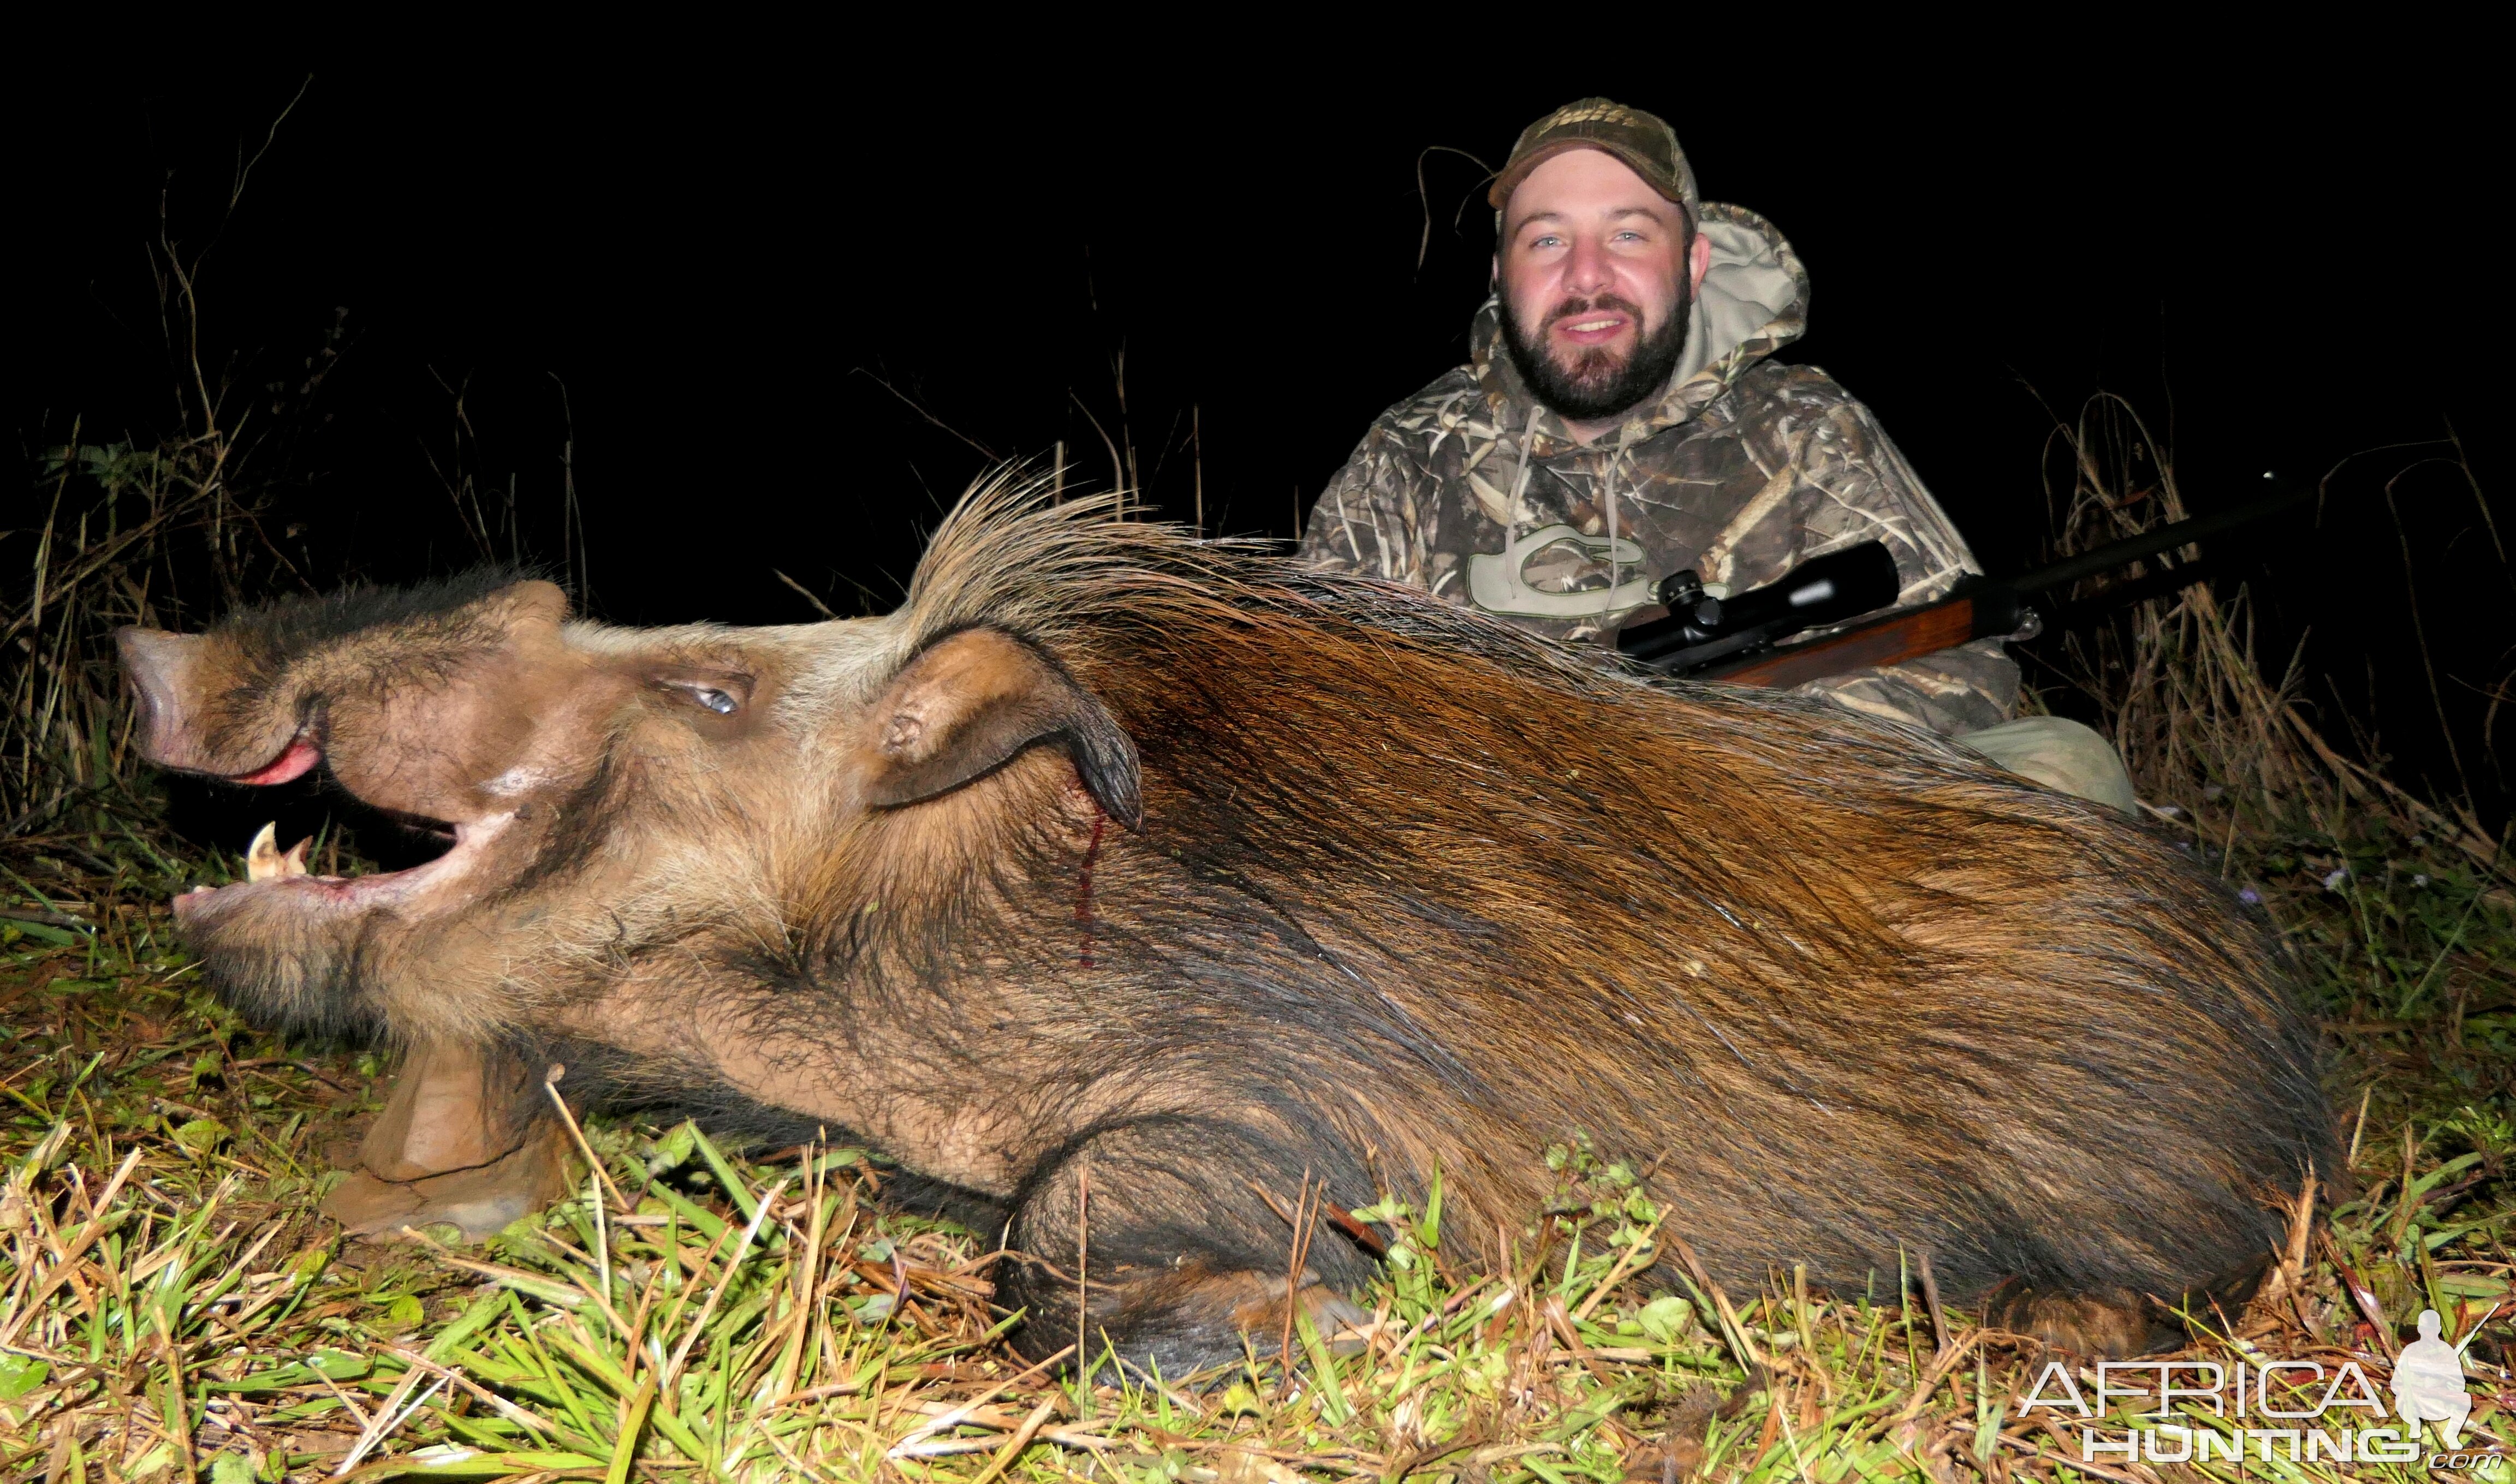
171 731 512 925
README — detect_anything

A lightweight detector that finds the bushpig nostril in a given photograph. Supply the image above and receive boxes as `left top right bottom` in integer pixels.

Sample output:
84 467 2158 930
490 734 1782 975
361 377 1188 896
123 674 159 732
115 627 200 765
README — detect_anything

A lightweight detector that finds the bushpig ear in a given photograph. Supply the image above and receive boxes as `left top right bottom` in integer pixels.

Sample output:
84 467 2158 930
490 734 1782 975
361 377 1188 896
860 627 1143 829
492 580 572 639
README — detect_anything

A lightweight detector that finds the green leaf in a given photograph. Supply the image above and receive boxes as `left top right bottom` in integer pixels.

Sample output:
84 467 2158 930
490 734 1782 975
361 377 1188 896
332 1445 605 1479
1637 1294 1695 1345
687 1125 760 1221
2426 1218 2499 1251
208 1453 256 1484
646 1120 698 1175
1346 1194 1409 1226
462 1262 586 1312
1974 1397 2008 1462
806 1146 864 1176
210 1348 370 1393
1293 1307 1351 1426
173 1117 229 1154
2435 1273 2509 1298
2407 1151 2488 1197
424 1289 508 1363
0 1353 48 1400
1558 1378 1642 1433
644 1179 729 1243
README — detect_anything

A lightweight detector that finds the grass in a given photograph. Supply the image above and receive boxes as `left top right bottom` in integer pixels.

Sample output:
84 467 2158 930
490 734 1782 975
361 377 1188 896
5 393 2515 1479
1 820 2512 1482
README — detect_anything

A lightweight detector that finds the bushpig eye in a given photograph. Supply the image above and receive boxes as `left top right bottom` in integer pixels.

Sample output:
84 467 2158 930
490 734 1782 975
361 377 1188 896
652 672 750 716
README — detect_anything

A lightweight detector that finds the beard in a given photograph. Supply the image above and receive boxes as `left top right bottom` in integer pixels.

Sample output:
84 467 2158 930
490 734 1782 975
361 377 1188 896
1497 280 1693 423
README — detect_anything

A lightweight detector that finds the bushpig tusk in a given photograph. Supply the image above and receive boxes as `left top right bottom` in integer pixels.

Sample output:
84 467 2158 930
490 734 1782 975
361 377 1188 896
246 823 279 881
246 822 308 882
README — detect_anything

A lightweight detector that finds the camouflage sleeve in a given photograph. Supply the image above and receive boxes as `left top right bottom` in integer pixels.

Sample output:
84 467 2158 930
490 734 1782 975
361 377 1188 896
1779 396 2021 737
1789 636 2020 737
1295 424 1430 585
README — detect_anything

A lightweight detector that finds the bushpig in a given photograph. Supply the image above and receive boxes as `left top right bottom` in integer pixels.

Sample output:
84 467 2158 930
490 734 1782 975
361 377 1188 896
117 485 2334 1370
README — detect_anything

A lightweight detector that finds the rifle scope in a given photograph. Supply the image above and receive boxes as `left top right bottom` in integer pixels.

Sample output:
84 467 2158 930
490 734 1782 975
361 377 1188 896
1617 541 1902 669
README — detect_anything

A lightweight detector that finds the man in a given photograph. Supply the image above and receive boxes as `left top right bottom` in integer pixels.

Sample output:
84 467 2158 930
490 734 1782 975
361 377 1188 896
1299 99 2136 812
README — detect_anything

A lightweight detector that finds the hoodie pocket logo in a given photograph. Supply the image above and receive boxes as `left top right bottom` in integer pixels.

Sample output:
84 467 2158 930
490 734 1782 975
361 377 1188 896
1466 523 1657 619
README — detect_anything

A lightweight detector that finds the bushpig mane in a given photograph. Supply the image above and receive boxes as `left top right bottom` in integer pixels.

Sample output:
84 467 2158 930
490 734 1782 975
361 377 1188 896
216 564 538 678
883 479 1622 698
748 479 2331 1313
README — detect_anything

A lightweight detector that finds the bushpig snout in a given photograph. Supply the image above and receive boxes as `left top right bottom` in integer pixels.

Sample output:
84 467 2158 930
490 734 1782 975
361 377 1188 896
116 628 216 773
115 626 316 784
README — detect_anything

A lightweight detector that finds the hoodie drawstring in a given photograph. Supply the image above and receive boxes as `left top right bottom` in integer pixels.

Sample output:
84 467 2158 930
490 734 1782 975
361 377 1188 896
1604 434 1631 617
1506 401 1543 557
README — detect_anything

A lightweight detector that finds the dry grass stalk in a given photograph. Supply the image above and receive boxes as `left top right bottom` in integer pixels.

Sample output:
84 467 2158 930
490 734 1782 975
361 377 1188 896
2037 392 2507 876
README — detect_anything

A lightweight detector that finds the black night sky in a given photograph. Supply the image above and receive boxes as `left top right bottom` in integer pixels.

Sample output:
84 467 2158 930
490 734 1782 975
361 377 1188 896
15 48 2512 819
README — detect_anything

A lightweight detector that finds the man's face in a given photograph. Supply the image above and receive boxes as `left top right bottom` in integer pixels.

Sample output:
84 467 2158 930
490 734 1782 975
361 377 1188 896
1495 148 1703 422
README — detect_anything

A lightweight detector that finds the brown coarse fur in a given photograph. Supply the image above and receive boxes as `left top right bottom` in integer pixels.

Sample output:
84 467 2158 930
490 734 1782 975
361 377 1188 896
121 479 2335 1374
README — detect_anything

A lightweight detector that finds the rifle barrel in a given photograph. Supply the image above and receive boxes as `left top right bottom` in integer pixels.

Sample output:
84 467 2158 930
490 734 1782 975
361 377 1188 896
2006 476 2312 597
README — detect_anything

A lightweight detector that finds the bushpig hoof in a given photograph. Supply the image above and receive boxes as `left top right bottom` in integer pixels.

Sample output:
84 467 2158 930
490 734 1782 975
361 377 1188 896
324 1039 574 1242
1982 1250 2273 1358
1229 1273 1377 1357
324 1128 571 1242
1310 1291 1377 1356
1980 1279 2184 1358
1009 1262 1372 1377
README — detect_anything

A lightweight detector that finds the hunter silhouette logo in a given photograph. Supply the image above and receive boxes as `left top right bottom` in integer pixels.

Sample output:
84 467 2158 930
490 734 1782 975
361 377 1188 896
2392 1308 2475 1448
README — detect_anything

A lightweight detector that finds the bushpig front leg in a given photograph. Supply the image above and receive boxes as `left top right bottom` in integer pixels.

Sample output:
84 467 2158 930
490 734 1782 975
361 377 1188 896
995 1116 1378 1376
323 1039 572 1241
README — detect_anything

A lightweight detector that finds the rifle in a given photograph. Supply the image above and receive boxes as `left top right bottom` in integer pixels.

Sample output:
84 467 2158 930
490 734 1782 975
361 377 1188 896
1614 474 2316 686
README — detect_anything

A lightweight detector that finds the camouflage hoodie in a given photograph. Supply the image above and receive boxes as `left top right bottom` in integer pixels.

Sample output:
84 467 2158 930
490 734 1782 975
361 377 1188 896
1296 201 2018 737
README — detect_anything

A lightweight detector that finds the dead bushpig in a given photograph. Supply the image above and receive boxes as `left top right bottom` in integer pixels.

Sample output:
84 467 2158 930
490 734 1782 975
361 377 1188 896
116 485 2334 1371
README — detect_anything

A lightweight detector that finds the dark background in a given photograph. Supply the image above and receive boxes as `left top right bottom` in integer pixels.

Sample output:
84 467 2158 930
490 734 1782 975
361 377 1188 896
13 52 2512 822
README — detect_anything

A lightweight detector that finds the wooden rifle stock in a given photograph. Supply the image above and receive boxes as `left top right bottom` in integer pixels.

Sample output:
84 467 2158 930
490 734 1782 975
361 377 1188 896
1695 594 1996 688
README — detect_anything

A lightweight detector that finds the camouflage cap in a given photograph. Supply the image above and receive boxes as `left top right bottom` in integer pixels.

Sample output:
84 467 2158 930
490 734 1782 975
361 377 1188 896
1488 98 1700 222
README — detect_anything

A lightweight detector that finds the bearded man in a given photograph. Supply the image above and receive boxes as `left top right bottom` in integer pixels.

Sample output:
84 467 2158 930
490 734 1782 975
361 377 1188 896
1299 99 2136 812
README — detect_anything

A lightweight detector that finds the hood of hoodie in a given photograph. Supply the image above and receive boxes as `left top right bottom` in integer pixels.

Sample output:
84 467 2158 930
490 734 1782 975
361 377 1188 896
1471 200 1809 456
